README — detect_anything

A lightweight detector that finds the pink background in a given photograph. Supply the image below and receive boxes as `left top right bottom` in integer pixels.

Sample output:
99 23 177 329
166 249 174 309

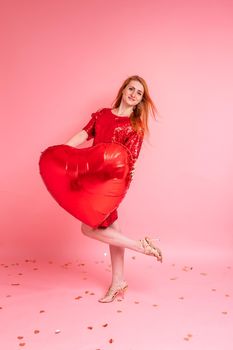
1 0 232 260
1 1 233 349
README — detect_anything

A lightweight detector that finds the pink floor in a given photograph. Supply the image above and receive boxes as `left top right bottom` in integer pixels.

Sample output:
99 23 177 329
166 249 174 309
1 249 232 350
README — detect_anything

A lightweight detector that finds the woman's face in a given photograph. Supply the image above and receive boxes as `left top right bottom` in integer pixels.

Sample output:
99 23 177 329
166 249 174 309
122 80 144 107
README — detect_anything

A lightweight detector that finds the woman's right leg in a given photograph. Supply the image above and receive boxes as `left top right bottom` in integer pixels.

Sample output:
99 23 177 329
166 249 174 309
81 222 162 262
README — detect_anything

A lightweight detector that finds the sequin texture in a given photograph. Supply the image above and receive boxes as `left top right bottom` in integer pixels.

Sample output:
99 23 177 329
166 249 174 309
82 107 144 228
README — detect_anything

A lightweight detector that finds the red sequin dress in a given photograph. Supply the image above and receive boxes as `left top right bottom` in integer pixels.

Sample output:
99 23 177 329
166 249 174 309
82 107 144 228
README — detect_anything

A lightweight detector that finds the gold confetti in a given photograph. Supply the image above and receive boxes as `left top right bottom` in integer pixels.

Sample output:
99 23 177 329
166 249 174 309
102 323 108 327
11 283 20 286
109 338 113 343
19 343 26 346
117 310 122 313
34 330 40 334
134 301 140 304
39 310 45 313
17 336 24 340
90 292 95 295
85 291 89 294
55 329 61 334
87 326 93 330
75 296 82 300
152 304 158 307
187 334 193 338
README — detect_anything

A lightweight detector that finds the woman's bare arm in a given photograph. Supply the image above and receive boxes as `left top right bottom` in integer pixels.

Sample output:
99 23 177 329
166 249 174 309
64 130 88 147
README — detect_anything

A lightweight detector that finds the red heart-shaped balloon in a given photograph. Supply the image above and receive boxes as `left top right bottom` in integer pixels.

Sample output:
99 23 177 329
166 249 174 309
39 143 131 228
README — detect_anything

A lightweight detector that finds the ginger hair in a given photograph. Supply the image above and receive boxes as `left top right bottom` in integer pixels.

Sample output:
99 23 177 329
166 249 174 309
111 75 158 134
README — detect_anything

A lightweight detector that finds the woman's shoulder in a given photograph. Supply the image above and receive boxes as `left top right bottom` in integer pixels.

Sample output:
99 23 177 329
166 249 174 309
91 107 110 118
91 107 111 119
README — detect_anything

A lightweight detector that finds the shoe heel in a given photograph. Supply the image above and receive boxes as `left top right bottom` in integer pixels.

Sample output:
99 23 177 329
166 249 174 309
119 286 128 299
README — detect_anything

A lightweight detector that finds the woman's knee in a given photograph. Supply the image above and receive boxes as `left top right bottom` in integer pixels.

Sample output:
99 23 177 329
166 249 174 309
81 223 92 236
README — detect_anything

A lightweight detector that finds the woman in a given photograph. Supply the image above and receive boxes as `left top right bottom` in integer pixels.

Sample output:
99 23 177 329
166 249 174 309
65 75 163 302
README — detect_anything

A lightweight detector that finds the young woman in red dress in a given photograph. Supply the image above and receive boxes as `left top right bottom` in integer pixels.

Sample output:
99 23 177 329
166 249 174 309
65 75 162 302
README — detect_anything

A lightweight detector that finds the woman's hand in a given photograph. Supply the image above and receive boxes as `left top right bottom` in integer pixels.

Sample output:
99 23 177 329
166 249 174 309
129 165 135 179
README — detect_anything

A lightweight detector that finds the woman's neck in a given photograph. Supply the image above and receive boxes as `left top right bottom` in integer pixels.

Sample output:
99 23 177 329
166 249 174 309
113 102 133 116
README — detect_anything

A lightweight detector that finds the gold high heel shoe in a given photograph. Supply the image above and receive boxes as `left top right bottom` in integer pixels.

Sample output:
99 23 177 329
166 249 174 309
98 281 128 303
140 236 163 263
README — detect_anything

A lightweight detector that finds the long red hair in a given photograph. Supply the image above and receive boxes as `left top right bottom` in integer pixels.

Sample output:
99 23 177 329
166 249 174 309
111 75 158 134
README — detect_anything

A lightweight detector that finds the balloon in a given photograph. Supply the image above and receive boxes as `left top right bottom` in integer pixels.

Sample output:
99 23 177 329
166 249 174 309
39 143 132 228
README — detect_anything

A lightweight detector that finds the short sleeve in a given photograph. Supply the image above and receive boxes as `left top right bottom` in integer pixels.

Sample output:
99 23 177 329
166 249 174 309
82 109 103 141
124 128 144 168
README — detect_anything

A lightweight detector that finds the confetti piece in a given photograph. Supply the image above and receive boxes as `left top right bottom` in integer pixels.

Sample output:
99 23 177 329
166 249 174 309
200 272 207 276
55 329 61 334
85 291 89 294
0 307 2 309
131 256 136 260
75 296 82 300
19 343 26 346
170 277 178 280
183 337 189 341
212 289 216 291
134 301 140 304
33 268 38 270
222 311 228 315
225 294 230 297
182 266 193 272
152 304 158 307
179 297 184 300
90 292 95 295
39 310 45 313
109 338 113 343
87 326 93 330
34 330 40 334
17 336 24 339
11 283 20 286
102 323 108 327
187 334 193 338
117 310 122 313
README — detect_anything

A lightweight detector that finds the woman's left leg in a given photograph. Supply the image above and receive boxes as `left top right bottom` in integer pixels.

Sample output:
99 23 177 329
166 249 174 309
97 220 127 302
109 220 125 286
